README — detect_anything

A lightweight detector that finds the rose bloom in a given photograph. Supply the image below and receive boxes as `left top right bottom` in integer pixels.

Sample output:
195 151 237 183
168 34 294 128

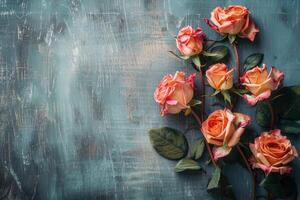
154 71 196 116
204 5 259 41
240 64 284 106
206 63 234 90
249 129 298 174
201 109 251 160
176 26 205 57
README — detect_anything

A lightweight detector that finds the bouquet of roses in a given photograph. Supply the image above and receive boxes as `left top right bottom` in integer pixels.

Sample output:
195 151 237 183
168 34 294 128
149 5 299 200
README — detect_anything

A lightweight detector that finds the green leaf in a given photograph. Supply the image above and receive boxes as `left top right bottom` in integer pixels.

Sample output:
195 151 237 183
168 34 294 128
228 35 236 44
260 173 297 199
243 53 264 71
207 167 236 199
149 127 188 160
188 99 202 107
207 167 221 190
184 107 192 116
175 159 201 173
278 119 300 134
202 46 228 63
210 90 220 97
230 88 248 97
204 36 227 49
191 139 205 159
221 90 231 105
256 101 272 128
191 55 201 68
168 51 189 60
274 86 300 120
256 85 300 132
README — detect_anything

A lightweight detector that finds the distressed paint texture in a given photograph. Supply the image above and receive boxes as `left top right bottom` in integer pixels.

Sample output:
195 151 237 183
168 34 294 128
0 0 300 200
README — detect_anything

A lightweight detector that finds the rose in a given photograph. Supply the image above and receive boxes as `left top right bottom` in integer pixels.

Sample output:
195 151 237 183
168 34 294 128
240 64 284 106
249 129 298 174
204 5 259 41
176 26 205 57
154 71 196 116
206 63 234 90
201 109 251 160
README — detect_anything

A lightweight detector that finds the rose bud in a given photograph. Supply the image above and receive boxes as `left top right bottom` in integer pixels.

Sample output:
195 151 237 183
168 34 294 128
176 26 205 57
154 71 196 116
206 63 234 90
240 64 284 106
249 129 298 174
204 5 259 41
201 109 251 160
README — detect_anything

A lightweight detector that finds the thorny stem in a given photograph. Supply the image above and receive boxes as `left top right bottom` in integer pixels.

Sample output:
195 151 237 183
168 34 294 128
237 145 256 200
232 43 240 84
266 100 275 129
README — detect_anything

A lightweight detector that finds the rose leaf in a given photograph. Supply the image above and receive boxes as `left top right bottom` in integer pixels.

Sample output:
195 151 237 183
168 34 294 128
256 101 272 128
207 167 236 199
221 90 231 106
188 99 202 107
278 119 300 134
174 159 201 173
191 138 205 160
149 127 188 160
202 45 228 63
256 85 300 133
207 167 221 190
228 34 236 44
243 53 264 71
260 173 297 199
191 55 201 68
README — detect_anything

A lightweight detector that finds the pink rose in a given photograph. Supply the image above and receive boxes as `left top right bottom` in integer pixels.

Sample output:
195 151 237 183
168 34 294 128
240 64 284 106
201 109 251 160
154 71 196 116
176 26 205 57
206 63 234 90
204 5 259 41
249 129 298 174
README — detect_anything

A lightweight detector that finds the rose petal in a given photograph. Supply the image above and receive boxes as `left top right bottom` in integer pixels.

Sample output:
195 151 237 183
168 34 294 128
239 19 259 42
233 112 251 127
212 146 232 161
223 109 236 145
268 66 284 90
243 90 271 106
251 161 293 175
227 127 245 147
204 18 219 31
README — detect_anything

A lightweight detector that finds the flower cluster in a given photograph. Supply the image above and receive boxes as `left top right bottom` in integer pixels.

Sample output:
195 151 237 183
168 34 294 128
150 4 299 199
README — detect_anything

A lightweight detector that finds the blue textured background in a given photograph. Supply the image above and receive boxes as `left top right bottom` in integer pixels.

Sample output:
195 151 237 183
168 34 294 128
0 0 300 199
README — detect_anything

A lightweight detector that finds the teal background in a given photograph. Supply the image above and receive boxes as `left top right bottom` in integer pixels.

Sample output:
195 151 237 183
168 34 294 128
0 0 300 199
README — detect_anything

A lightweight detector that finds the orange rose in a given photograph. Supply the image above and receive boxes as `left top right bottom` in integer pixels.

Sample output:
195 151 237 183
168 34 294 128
249 129 298 174
176 26 205 57
154 71 196 116
240 64 284 106
204 5 259 41
206 63 234 90
201 109 250 160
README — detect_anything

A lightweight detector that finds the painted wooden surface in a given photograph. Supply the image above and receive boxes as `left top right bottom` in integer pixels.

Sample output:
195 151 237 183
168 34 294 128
0 0 300 199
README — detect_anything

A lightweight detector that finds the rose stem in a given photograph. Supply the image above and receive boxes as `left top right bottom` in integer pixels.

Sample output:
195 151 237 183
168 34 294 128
199 67 205 121
266 100 275 129
237 145 256 200
191 110 217 168
232 43 240 85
